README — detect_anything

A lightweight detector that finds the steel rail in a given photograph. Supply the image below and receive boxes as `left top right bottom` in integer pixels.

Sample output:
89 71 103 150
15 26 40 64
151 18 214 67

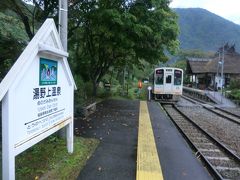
162 105 222 180
162 104 240 180
215 106 240 119
202 106 240 126
182 94 208 104
174 105 240 162
181 95 211 105
182 95 240 126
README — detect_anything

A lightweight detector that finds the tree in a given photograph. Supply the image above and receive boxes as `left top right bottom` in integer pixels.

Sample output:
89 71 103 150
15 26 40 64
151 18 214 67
0 0 58 39
1 0 179 96
0 12 28 79
70 0 179 96
178 49 215 59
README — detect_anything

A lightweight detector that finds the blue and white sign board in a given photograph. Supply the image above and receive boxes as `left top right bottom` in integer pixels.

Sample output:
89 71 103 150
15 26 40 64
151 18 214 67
0 19 76 180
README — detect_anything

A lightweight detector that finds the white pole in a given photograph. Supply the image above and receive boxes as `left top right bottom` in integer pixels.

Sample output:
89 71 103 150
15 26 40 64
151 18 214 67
216 50 220 86
221 45 224 95
2 92 15 180
58 0 61 33
59 0 73 150
148 86 152 101
59 0 68 51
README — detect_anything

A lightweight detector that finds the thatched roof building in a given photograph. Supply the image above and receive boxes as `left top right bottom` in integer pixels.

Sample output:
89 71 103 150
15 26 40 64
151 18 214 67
187 53 240 74
186 44 240 89
207 53 240 74
187 58 210 74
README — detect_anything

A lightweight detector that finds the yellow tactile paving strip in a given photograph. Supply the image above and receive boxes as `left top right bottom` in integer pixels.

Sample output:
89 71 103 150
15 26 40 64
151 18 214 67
136 101 164 180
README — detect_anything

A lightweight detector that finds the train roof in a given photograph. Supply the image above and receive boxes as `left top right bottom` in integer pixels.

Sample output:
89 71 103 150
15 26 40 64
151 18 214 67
154 67 183 71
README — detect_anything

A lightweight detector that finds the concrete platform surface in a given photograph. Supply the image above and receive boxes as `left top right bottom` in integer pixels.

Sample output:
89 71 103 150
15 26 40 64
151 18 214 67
75 99 139 180
75 99 213 180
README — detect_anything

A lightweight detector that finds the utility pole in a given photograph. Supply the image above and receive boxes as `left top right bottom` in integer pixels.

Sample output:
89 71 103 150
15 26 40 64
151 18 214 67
59 0 68 137
123 67 125 96
59 0 68 51
221 45 224 95
216 50 221 92
217 51 220 78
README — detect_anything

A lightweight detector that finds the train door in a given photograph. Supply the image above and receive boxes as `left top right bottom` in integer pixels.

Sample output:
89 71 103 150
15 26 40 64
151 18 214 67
164 72 173 93
154 69 164 93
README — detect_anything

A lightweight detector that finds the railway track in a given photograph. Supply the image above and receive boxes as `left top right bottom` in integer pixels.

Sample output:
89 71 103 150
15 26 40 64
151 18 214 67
181 95 214 105
181 96 240 126
204 107 240 125
162 104 240 179
182 93 215 105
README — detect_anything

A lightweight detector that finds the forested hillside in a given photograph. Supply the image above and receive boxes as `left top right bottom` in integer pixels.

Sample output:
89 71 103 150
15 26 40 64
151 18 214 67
174 8 240 52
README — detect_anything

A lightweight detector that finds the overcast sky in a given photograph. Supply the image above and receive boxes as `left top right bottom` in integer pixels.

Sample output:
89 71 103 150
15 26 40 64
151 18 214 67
170 0 240 25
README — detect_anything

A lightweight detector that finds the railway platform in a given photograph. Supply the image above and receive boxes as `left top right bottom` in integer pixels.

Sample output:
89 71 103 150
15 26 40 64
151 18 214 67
206 90 236 108
75 99 212 180
183 86 236 108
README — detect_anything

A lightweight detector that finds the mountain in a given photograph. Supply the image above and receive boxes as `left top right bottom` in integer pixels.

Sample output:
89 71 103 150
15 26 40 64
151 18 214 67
174 8 240 52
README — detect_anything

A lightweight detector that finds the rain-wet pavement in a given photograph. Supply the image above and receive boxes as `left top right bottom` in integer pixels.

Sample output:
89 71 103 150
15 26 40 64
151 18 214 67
75 99 139 180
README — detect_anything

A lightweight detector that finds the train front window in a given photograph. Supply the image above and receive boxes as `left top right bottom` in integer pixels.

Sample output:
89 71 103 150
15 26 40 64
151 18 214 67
166 75 172 83
174 70 182 85
155 69 163 85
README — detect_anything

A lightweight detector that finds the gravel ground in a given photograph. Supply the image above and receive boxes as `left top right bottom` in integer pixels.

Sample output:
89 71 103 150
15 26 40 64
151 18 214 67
221 107 240 116
176 97 199 107
178 106 240 157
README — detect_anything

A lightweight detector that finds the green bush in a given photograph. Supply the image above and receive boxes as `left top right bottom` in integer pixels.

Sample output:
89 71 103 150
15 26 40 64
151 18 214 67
96 86 112 98
74 76 97 116
138 86 148 100
229 79 240 90
228 79 240 100
229 89 240 100
74 75 86 106
84 81 94 98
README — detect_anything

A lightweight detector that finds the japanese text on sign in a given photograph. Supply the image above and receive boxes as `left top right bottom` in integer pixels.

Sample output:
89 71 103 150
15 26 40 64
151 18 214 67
33 86 61 100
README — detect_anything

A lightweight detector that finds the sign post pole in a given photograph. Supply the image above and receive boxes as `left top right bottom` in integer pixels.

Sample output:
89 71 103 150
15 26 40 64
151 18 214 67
59 0 69 139
147 86 152 101
66 91 74 153
2 92 15 180
59 0 68 51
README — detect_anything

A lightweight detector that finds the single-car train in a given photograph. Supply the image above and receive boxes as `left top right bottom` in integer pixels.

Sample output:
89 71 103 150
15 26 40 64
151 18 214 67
150 67 183 101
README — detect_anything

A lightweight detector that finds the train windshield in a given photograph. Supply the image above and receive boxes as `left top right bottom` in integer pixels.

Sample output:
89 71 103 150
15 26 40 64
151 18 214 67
174 70 182 85
155 69 163 85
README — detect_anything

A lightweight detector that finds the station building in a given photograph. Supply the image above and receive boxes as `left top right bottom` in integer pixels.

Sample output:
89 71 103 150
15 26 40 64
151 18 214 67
186 44 240 90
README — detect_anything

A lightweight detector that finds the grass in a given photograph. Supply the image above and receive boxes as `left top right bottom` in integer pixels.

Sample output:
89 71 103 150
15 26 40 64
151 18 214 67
16 135 99 180
96 83 149 101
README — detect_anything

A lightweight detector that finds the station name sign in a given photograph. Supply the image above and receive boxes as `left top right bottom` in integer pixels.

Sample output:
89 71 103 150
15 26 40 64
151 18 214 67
0 19 75 180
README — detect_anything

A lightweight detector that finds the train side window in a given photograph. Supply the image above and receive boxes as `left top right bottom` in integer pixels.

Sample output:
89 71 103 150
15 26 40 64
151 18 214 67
155 69 163 85
174 70 182 85
166 75 172 83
